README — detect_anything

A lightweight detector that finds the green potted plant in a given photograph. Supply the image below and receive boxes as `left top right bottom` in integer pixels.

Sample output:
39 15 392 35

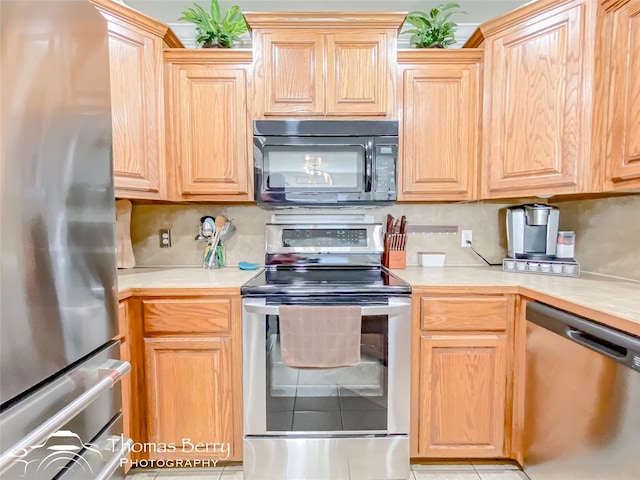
402 2 465 48
179 0 248 48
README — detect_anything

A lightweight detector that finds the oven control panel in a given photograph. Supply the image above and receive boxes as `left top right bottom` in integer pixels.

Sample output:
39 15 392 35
265 220 384 255
282 228 367 247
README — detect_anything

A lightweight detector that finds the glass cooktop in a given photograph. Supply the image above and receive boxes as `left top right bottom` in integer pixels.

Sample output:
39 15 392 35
241 267 411 297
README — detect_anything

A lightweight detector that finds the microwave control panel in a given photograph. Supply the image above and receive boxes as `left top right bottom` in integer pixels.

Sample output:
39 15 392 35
374 145 397 193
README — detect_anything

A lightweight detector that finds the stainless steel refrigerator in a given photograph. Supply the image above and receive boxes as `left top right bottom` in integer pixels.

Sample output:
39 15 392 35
0 1 132 478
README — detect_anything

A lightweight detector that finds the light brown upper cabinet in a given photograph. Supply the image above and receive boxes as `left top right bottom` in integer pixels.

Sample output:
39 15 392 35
92 0 182 199
469 0 601 198
245 13 405 118
164 50 252 201
601 0 640 191
398 51 482 201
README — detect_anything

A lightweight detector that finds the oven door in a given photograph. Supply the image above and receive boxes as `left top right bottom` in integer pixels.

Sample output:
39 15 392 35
254 136 372 205
242 296 411 437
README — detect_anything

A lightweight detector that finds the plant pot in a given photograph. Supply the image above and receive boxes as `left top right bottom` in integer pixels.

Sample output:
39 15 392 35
412 42 447 49
202 41 221 48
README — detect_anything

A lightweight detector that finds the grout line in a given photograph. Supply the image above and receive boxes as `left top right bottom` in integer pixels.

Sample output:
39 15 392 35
580 270 640 283
127 466 530 479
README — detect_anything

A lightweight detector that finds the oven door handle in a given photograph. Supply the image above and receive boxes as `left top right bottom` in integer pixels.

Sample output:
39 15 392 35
243 302 409 316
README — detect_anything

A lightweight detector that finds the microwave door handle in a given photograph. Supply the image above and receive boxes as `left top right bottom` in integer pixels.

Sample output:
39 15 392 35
365 139 373 192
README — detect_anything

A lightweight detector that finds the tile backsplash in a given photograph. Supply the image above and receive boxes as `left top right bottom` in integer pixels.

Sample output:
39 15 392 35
129 203 513 268
551 194 640 281
128 194 640 281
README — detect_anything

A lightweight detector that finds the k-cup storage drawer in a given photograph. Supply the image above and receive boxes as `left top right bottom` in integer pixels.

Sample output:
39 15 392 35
143 299 232 334
421 296 510 331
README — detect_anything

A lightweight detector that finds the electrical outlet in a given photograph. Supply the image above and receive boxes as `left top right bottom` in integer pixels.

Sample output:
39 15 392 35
159 229 171 248
461 230 472 247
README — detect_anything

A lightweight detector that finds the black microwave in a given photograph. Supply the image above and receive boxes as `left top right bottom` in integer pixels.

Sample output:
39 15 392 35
253 120 399 207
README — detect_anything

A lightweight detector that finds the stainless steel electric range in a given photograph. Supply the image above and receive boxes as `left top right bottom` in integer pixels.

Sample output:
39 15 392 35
241 214 411 480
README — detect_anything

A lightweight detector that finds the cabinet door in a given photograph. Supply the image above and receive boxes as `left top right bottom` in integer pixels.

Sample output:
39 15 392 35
605 0 640 188
145 336 236 461
170 65 249 197
107 21 165 199
400 61 480 200
326 32 388 115
418 334 507 457
482 1 594 197
262 31 325 115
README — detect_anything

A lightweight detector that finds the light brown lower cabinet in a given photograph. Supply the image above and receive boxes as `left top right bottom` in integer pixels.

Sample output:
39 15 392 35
118 301 131 438
119 293 242 464
145 336 235 461
126 290 520 465
419 333 507 457
140 294 243 462
413 292 516 459
117 299 132 474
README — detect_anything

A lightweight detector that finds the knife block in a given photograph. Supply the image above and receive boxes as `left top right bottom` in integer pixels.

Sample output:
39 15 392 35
384 250 406 269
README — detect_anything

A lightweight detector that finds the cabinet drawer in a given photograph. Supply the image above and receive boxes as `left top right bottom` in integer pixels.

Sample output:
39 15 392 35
143 299 231 334
421 296 509 331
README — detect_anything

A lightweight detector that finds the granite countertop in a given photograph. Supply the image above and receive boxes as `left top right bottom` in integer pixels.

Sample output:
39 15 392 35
117 266 640 335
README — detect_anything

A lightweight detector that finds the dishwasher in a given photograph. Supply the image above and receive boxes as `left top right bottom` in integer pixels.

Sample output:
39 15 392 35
524 302 640 480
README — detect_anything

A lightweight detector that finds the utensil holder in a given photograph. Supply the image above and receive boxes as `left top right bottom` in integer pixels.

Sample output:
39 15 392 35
210 246 224 269
384 250 406 269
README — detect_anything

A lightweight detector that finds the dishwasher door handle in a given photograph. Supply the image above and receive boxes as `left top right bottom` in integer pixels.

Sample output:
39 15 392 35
526 301 640 371
567 329 628 361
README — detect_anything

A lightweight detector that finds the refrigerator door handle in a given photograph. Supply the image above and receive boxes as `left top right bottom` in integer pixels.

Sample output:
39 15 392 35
92 435 134 480
0 360 130 474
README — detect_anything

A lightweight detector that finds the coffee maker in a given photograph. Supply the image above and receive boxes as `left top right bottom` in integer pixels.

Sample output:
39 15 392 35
506 204 559 259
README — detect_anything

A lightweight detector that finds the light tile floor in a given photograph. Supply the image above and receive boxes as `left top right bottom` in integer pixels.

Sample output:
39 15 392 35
126 463 529 480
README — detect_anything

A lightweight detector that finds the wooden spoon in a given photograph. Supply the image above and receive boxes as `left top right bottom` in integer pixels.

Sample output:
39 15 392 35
214 215 227 235
209 215 227 254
